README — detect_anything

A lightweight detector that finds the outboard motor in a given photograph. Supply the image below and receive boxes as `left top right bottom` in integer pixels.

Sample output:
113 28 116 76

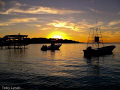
87 46 92 50
41 45 47 51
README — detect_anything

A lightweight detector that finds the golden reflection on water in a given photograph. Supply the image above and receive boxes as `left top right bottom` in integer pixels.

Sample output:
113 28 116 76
0 43 118 78
38 44 87 77
0 43 120 89
51 72 74 77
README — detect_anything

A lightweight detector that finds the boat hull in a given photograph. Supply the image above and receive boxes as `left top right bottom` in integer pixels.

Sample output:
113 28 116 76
83 45 116 56
41 44 62 51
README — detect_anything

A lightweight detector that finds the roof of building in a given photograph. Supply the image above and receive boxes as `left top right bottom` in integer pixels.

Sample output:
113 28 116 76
3 33 28 39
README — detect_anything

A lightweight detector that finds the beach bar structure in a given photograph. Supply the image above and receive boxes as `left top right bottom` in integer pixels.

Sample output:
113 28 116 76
1 33 28 49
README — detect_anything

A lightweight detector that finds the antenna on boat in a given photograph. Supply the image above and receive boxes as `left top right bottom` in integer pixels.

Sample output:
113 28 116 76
86 1 104 49
87 17 104 49
96 16 97 28
87 27 104 49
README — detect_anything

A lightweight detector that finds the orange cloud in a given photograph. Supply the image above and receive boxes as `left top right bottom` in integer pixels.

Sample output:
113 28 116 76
48 20 73 28
108 20 120 26
9 18 37 23
88 7 118 15
0 18 37 26
0 5 86 15
27 24 41 27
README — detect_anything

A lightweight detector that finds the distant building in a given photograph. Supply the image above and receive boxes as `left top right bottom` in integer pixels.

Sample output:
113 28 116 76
3 33 28 41
1 33 29 49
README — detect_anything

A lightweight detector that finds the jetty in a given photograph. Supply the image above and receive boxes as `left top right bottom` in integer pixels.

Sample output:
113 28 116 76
0 33 28 49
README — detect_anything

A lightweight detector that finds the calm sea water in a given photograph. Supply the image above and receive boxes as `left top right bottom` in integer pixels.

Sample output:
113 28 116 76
0 43 120 90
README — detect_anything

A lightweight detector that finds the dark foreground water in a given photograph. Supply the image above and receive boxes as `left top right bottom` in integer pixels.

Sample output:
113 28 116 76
0 43 120 90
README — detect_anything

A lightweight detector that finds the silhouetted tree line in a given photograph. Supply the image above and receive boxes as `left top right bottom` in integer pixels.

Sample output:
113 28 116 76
25 38 80 44
0 37 80 46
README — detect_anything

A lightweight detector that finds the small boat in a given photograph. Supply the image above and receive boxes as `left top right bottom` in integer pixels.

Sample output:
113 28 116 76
83 45 115 56
83 28 116 56
41 42 62 51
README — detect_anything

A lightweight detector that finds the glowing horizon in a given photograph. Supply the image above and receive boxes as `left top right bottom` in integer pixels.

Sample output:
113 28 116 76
0 0 120 43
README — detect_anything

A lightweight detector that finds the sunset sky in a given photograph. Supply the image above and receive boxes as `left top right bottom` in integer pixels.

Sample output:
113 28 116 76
0 0 120 42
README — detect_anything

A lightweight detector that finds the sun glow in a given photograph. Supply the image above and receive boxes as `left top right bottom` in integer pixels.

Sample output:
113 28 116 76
53 35 62 39
47 31 69 39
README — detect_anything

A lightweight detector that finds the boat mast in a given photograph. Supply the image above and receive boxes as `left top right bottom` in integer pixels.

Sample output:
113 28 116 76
87 27 104 49
87 1 104 49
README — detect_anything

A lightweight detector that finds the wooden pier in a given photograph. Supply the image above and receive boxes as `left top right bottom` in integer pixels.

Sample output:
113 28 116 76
0 33 28 49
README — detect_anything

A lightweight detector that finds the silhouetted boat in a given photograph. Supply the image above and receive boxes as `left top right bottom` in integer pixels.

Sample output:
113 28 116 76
83 45 115 56
83 28 116 56
41 42 62 51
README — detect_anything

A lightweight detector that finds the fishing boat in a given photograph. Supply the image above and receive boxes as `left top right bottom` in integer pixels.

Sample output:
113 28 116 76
41 42 62 51
83 28 116 56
